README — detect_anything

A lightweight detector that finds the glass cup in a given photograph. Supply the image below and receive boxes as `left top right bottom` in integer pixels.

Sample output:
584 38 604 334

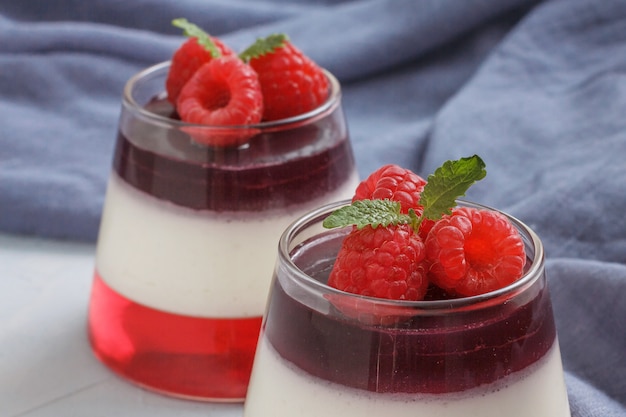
87 62 359 401
244 200 571 417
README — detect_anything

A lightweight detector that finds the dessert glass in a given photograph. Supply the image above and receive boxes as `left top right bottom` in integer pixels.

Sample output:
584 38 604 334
87 62 359 401
244 200 571 417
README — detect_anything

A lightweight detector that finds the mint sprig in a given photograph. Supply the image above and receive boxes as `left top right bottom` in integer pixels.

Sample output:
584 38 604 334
239 33 288 62
419 155 486 221
172 18 221 58
323 199 416 230
323 155 486 231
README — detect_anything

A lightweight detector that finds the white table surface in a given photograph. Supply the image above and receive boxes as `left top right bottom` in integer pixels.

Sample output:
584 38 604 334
0 233 243 417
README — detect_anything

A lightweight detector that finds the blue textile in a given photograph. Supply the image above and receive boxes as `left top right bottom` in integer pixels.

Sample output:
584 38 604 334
0 0 624 415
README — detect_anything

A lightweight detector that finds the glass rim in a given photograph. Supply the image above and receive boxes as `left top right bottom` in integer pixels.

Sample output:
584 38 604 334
122 60 342 130
278 199 545 312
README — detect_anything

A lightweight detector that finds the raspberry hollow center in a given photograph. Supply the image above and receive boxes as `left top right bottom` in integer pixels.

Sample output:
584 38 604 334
204 82 231 110
464 229 496 270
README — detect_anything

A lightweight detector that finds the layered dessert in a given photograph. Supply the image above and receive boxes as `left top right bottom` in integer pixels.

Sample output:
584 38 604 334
245 230 570 416
244 160 571 416
88 21 358 401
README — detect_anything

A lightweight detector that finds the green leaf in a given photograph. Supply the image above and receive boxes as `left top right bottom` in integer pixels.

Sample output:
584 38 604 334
419 155 487 221
323 199 411 230
172 18 221 58
239 33 288 62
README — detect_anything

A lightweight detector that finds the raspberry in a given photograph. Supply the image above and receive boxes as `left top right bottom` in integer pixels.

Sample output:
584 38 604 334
425 207 526 296
242 34 329 121
166 36 235 106
353 164 433 238
353 164 427 213
176 56 263 147
328 224 428 301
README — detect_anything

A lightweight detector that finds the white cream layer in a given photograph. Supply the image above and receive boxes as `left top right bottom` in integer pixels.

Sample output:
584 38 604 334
244 336 571 417
95 172 360 318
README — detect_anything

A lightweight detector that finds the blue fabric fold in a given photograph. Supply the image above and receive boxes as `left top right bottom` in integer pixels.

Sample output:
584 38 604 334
0 0 624 415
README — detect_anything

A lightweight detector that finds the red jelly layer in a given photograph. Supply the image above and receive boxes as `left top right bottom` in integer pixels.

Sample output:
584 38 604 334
88 273 262 400
113 98 355 211
263 234 557 394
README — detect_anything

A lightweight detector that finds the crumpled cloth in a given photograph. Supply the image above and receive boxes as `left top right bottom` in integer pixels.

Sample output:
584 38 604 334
0 0 624 415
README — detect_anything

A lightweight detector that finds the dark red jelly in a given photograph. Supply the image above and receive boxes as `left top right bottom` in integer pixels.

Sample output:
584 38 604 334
112 98 356 211
263 231 557 394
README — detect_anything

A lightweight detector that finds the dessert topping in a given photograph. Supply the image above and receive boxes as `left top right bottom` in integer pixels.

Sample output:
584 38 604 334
165 19 330 146
176 56 263 141
425 206 526 296
327 221 428 301
166 18 236 106
324 155 527 300
350 163 433 239
240 34 329 121
352 164 427 214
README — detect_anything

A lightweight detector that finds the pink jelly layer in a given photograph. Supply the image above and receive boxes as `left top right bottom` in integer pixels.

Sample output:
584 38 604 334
88 273 262 400
113 98 356 211
263 233 557 395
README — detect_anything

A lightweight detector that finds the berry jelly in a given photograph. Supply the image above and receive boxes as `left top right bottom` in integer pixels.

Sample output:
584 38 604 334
89 273 261 399
264 230 556 394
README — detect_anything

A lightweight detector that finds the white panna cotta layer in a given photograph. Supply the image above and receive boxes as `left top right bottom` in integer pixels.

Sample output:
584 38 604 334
244 336 571 417
95 172 360 318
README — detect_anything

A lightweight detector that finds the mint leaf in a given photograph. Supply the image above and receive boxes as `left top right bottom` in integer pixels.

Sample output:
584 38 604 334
172 18 221 58
419 155 486 221
323 199 411 230
239 34 288 62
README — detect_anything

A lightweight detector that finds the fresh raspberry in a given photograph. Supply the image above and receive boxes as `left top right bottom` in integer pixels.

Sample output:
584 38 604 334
353 164 433 238
328 224 428 301
425 207 526 296
242 34 329 121
353 164 427 213
176 56 263 147
166 37 235 105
